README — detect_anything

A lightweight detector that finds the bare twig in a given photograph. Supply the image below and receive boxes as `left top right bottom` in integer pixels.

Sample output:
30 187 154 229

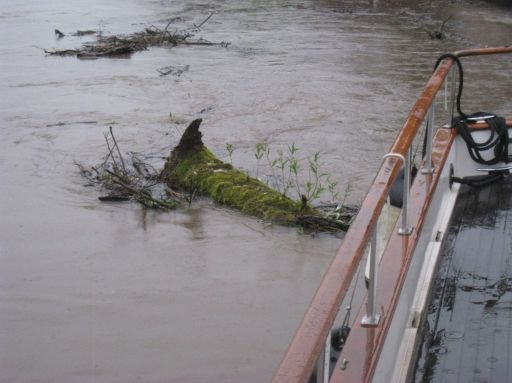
104 169 178 209
103 132 119 171
149 24 163 32
46 120 97 127
296 215 350 232
131 155 152 178
183 39 219 46
75 162 101 184
163 19 174 34
440 15 452 32
195 12 215 29
109 126 127 174
99 195 130 201
157 68 174 76
44 48 79 56
162 19 175 43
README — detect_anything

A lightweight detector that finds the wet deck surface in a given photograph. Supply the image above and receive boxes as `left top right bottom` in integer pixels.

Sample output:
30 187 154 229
414 176 512 383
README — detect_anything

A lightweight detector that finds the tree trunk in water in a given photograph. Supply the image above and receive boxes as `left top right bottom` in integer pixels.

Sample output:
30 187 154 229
160 119 350 231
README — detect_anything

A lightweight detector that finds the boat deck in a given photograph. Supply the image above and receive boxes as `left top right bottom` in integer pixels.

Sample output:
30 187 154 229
414 175 512 382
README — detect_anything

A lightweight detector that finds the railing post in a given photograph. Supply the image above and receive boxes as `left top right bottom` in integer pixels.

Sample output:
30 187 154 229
323 331 331 383
314 336 330 383
398 147 413 235
362 227 380 327
421 105 435 174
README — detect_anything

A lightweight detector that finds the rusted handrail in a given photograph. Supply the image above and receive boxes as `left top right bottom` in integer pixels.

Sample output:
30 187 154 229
272 47 512 383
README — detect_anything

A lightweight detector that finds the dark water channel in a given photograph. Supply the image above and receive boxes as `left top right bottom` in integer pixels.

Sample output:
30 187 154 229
1 0 511 382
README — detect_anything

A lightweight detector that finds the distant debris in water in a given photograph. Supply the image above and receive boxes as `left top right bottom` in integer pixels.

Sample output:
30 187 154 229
157 64 190 76
426 15 452 40
43 13 227 59
169 113 187 125
54 29 65 39
72 30 98 36
428 30 444 40
46 120 97 127
199 105 215 114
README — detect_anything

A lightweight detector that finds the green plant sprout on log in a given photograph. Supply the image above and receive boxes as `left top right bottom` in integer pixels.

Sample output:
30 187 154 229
254 142 339 206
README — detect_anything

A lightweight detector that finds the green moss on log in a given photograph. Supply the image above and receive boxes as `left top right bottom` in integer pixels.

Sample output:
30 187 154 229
160 119 317 225
160 119 353 231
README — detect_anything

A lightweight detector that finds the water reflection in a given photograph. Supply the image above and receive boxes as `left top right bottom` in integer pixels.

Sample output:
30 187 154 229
414 178 512 382
178 205 207 240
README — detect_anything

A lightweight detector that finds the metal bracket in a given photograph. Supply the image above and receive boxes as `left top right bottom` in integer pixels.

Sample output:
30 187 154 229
361 313 381 327
384 150 413 236
398 226 414 235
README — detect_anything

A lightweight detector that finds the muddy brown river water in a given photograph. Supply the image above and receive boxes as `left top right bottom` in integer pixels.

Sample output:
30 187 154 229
1 0 511 382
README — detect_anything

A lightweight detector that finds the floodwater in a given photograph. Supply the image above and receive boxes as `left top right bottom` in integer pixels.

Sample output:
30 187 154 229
0 0 511 382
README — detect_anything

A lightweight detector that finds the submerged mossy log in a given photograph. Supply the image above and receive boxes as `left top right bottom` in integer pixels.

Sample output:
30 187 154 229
160 119 349 230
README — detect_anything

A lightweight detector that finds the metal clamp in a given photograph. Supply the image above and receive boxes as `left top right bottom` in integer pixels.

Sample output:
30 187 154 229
362 228 381 327
384 150 413 236
383 152 405 163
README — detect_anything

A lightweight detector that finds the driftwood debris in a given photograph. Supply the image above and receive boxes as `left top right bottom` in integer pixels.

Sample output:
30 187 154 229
77 121 354 231
77 127 182 209
160 119 354 231
46 120 97 127
45 14 225 59
157 64 190 76
426 16 452 40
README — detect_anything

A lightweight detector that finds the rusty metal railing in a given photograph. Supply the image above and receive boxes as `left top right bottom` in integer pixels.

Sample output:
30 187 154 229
272 47 512 383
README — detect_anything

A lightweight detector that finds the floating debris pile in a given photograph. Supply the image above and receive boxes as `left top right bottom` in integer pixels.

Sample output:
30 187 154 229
77 127 183 209
78 121 356 232
44 13 227 59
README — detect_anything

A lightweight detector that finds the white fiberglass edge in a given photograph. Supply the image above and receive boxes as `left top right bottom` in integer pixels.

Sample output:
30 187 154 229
389 183 459 383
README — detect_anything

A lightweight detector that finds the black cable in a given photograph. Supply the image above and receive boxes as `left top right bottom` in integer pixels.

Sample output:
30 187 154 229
456 114 509 165
430 53 510 184
451 173 505 188
434 53 467 119
423 53 467 158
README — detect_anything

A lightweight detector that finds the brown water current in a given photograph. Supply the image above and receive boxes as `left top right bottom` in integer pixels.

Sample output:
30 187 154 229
1 0 511 382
